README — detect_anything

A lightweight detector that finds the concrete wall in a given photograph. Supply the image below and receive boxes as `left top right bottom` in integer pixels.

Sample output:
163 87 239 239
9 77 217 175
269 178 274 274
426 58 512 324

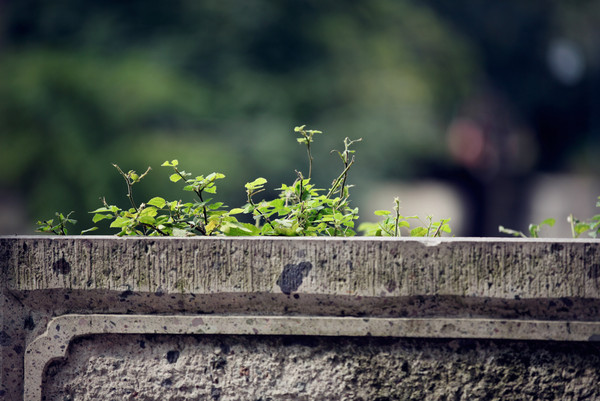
1 236 600 400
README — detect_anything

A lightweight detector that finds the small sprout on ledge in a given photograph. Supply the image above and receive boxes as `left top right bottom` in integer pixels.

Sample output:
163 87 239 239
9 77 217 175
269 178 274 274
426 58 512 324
358 198 451 237
36 211 77 235
499 218 556 238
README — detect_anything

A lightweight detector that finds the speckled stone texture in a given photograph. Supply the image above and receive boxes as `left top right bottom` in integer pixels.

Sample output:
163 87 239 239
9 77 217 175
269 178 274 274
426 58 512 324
46 334 600 401
5 237 600 300
2 236 600 401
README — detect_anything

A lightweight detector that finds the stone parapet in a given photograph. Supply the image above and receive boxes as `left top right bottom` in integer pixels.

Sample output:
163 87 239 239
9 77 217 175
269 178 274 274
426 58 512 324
1 236 600 400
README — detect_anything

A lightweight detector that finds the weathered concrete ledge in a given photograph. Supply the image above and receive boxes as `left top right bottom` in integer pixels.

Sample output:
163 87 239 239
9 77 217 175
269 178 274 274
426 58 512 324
2 236 600 400
5 236 600 298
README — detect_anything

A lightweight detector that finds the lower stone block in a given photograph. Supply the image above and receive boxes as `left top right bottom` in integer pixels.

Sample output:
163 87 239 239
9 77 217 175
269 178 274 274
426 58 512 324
25 314 600 401
45 333 600 401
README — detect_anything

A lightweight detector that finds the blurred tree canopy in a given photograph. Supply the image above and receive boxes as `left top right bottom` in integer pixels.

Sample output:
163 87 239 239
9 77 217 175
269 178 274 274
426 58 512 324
0 0 477 233
1 0 598 234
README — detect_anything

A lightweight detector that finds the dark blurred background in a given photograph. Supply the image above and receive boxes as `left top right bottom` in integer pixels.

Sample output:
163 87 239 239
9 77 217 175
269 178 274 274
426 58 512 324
1 0 599 236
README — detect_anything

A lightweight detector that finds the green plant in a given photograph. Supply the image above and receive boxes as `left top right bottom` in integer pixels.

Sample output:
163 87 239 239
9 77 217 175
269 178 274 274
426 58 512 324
88 161 246 237
499 218 556 238
37 125 451 237
37 126 360 236
240 128 361 236
499 196 600 238
568 196 600 238
358 197 451 237
35 211 77 235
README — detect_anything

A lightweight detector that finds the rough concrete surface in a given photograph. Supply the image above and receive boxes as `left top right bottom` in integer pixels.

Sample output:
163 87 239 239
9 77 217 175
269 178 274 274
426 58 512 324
4 236 600 299
46 334 600 401
24 314 600 400
2 236 600 401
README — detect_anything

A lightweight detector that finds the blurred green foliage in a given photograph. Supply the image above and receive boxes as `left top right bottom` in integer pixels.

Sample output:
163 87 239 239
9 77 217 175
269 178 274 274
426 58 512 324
3 1 598 234
0 0 477 233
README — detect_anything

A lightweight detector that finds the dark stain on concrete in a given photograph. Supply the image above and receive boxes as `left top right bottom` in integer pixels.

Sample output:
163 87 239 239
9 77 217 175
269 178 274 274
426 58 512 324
211 386 222 400
0 331 11 346
560 297 574 308
588 264 600 280
24 315 35 330
166 350 180 364
211 356 227 370
277 261 312 295
52 257 71 275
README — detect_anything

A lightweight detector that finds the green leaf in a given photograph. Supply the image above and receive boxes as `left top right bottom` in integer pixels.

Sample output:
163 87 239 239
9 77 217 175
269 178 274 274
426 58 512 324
222 222 260 236
206 172 225 181
147 197 166 208
540 218 556 227
410 227 428 237
110 216 132 228
80 227 98 234
155 215 170 225
499 226 527 238
90 207 112 213
274 223 300 236
574 223 591 236
528 224 540 238
228 208 245 215
161 159 179 167
358 222 383 236
208 202 224 210
169 173 182 183
374 210 391 216
140 207 158 217
245 177 267 190
343 220 355 228
139 215 156 225
195 199 212 207
92 213 111 223
95 205 120 214
209 210 228 217
398 221 411 228
172 228 192 237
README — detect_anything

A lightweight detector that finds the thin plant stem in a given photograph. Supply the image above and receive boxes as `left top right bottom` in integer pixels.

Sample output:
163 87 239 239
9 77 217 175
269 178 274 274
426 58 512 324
326 156 355 199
